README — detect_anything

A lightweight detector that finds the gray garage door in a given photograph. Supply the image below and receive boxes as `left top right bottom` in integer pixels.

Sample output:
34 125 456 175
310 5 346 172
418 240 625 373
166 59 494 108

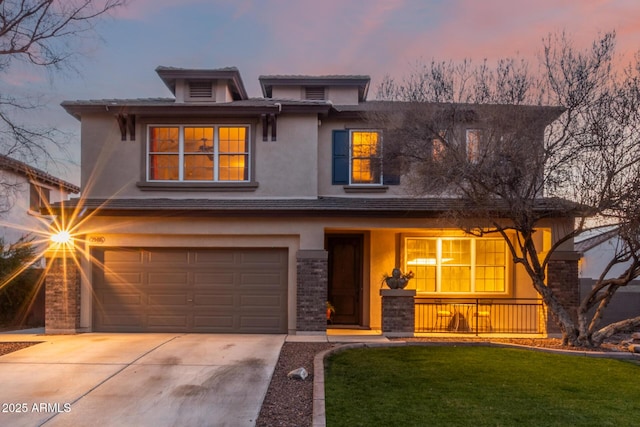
92 248 288 333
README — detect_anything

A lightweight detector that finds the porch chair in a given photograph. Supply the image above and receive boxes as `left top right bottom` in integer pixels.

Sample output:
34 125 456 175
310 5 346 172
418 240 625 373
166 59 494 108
434 300 455 331
471 300 492 332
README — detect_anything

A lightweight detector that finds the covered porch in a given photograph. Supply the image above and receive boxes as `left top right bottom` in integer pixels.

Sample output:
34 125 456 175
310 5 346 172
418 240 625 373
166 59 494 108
323 221 577 337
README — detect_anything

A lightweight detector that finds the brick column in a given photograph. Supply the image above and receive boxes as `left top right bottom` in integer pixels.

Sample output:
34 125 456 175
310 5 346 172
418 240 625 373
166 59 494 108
45 255 81 334
546 251 580 334
296 250 328 333
380 289 416 337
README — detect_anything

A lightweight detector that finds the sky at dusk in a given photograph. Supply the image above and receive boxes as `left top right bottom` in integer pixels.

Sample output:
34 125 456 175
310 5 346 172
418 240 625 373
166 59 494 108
6 0 640 184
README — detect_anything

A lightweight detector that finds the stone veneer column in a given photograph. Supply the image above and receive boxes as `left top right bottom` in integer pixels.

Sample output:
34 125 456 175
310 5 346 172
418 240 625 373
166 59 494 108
546 251 580 334
296 249 328 333
380 289 416 337
45 255 81 334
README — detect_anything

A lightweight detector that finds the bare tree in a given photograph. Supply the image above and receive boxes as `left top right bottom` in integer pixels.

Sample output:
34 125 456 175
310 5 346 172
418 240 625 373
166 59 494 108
374 31 640 347
0 0 125 209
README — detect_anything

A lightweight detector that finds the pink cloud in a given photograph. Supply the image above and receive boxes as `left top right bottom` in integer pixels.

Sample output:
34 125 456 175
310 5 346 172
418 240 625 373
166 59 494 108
390 0 640 71
3 67 45 87
110 0 218 20
100 0 640 98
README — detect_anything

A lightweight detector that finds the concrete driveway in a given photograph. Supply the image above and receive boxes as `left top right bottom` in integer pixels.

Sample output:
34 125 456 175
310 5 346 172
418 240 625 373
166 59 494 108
0 332 284 427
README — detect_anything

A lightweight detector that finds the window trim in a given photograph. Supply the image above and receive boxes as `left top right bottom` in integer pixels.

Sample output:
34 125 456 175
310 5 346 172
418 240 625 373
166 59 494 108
403 234 511 296
144 123 252 184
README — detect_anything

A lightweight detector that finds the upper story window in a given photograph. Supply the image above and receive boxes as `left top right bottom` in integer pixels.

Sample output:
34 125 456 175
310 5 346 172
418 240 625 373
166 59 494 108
332 129 399 187
29 183 50 212
405 236 508 294
432 130 447 160
350 130 382 184
466 129 482 163
148 125 249 182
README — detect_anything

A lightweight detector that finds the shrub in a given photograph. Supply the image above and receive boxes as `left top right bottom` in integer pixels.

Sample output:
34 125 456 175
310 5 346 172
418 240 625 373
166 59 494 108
0 237 42 326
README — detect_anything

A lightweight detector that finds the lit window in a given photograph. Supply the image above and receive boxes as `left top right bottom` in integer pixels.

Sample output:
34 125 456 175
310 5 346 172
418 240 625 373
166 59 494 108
218 127 248 181
351 130 382 184
466 129 481 163
432 130 447 160
405 237 507 294
148 125 249 182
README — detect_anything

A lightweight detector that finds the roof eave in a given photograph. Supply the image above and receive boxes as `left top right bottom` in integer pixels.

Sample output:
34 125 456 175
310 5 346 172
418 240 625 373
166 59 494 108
60 102 284 117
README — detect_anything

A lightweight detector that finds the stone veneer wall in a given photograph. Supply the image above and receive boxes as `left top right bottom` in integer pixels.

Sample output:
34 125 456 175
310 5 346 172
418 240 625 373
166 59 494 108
546 251 580 334
45 256 81 334
296 250 328 332
380 289 416 337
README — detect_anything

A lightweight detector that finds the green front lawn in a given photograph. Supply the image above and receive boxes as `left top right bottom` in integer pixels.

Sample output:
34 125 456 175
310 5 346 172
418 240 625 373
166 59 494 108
325 346 640 427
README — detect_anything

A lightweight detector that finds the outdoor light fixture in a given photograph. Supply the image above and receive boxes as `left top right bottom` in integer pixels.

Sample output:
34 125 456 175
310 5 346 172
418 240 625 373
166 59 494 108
51 230 72 244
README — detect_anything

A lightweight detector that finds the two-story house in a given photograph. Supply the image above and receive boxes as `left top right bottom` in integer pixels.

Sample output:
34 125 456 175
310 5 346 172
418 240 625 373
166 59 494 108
51 66 578 335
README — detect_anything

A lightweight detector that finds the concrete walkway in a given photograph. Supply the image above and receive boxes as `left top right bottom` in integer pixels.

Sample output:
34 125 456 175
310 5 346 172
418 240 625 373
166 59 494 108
0 332 284 427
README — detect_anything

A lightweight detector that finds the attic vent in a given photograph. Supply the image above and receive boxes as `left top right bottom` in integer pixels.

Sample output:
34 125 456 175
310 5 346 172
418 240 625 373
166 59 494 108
189 81 213 98
305 87 325 100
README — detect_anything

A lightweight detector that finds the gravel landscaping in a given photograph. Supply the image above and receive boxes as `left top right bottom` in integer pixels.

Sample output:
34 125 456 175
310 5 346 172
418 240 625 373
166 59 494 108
0 342 39 356
256 342 335 427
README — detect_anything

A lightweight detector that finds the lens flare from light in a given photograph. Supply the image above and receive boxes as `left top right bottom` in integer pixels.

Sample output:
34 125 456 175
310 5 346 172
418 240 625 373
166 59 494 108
51 230 72 244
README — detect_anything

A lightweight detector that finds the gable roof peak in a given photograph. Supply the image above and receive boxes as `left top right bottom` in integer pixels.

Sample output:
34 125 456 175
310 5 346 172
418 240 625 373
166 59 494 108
155 65 248 100
258 74 370 102
0 155 79 193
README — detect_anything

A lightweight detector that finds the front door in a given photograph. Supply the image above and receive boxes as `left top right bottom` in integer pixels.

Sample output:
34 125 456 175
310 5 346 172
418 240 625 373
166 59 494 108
327 235 363 325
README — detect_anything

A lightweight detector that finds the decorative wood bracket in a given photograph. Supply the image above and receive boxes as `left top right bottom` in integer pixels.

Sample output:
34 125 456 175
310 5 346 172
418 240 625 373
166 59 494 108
261 113 277 141
116 114 136 141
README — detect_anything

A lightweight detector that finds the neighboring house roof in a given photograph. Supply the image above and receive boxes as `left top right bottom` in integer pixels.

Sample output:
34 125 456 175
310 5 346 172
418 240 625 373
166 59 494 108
51 197 582 218
0 155 80 193
575 225 620 254
259 74 371 102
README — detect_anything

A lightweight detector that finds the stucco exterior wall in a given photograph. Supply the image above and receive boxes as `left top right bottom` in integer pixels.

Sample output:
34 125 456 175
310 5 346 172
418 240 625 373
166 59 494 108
326 87 359 105
80 113 142 198
80 113 320 199
271 87 302 99
257 114 318 197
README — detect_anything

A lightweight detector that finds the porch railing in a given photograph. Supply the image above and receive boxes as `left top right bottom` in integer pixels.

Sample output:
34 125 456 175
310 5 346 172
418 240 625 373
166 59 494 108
414 298 546 335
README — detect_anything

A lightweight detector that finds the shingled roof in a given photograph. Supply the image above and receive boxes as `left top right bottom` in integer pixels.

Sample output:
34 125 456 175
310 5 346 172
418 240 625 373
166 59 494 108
0 155 79 193
60 97 333 120
51 196 580 218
